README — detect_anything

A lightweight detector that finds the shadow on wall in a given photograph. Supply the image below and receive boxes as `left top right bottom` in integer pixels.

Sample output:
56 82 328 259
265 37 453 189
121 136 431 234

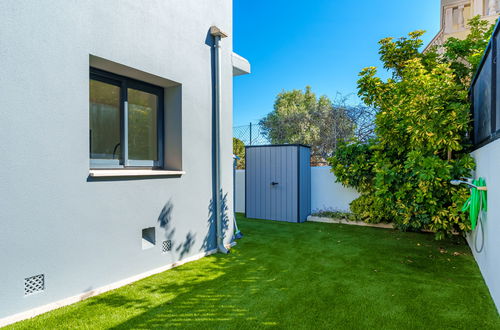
157 200 196 260
157 192 232 261
202 189 231 252
158 200 176 243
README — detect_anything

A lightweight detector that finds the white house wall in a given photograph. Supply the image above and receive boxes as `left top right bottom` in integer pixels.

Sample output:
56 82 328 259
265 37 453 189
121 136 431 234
470 138 500 311
0 0 236 321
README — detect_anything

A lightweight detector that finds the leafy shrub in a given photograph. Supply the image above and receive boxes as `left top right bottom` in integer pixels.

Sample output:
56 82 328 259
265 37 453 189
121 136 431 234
233 137 246 169
328 21 493 239
329 141 375 193
349 195 389 224
312 209 357 222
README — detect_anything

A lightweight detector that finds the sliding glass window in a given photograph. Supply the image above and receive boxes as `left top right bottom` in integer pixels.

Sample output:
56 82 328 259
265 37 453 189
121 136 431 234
89 68 164 168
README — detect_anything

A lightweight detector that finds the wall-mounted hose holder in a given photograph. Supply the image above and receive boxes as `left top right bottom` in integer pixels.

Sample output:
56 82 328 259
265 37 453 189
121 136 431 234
452 177 488 253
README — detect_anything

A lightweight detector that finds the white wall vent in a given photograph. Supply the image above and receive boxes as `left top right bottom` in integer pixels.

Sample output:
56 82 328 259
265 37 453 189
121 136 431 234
162 240 172 253
24 274 44 295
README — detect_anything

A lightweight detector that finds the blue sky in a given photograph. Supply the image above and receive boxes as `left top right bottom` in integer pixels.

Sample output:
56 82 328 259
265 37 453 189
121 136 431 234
232 0 440 126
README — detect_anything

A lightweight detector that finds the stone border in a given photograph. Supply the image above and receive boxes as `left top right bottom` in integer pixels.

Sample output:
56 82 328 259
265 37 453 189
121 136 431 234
307 216 395 229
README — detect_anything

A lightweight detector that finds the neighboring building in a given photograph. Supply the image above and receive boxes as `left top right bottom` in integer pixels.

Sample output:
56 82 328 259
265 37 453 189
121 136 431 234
0 0 250 326
427 0 500 50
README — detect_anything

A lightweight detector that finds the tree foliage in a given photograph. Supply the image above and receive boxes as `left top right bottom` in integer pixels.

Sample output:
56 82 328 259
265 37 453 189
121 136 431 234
260 87 374 164
329 18 493 238
233 137 246 169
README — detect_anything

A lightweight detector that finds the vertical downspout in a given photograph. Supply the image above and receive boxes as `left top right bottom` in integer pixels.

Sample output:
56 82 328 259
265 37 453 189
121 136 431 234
211 26 229 254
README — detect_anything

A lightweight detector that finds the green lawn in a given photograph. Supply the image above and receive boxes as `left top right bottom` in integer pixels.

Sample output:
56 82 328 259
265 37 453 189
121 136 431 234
8 214 500 329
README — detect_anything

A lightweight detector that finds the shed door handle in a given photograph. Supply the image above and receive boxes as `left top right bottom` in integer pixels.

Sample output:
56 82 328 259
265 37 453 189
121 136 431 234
271 182 279 186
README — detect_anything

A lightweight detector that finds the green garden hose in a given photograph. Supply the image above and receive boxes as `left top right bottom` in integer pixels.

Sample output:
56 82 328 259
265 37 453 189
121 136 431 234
461 178 487 253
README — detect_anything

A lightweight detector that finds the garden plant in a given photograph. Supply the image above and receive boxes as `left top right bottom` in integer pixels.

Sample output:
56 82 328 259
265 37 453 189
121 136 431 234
329 17 495 239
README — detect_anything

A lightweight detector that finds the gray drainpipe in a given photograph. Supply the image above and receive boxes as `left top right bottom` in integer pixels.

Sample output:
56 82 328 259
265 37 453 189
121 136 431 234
211 26 229 254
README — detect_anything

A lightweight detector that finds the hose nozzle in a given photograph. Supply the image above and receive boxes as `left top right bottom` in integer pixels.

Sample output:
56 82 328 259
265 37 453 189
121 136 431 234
450 179 487 191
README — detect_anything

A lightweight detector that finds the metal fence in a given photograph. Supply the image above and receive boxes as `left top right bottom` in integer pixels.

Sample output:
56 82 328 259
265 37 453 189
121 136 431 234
233 122 270 146
233 122 330 167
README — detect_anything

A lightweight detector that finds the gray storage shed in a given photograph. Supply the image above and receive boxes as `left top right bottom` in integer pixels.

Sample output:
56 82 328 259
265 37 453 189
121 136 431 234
245 144 311 223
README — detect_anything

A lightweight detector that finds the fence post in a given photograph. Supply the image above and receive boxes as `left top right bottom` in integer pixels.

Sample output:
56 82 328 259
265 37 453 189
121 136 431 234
249 122 253 145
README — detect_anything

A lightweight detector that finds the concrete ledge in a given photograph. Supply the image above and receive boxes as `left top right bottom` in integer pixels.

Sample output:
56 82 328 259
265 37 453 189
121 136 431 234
0 242 236 327
89 169 185 177
232 52 251 76
307 215 395 229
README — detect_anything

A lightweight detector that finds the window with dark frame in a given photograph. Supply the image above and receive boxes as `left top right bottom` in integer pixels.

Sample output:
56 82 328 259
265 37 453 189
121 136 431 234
471 24 500 149
89 68 164 169
472 50 492 145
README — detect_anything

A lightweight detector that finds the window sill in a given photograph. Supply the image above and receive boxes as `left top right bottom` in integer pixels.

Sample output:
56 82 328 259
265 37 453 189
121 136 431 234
89 169 185 178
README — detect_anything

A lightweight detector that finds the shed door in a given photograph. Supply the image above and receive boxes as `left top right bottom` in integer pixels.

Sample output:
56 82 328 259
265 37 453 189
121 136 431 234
246 146 298 222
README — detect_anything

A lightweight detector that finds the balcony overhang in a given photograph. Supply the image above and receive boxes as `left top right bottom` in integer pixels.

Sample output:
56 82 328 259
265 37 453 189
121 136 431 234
232 52 251 76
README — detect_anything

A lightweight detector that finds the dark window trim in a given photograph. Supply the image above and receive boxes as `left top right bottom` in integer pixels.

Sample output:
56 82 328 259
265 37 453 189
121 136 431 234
492 26 498 135
471 49 492 146
90 67 164 169
470 19 500 149
470 132 500 151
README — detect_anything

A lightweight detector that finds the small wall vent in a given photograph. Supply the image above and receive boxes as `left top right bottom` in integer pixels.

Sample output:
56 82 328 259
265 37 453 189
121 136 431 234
25 274 44 295
142 227 156 250
162 240 172 253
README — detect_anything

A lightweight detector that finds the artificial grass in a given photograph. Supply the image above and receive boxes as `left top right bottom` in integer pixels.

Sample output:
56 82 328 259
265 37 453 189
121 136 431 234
8 214 500 329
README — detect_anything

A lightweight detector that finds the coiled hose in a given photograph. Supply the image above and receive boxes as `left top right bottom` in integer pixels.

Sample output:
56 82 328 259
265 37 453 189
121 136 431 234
461 178 487 253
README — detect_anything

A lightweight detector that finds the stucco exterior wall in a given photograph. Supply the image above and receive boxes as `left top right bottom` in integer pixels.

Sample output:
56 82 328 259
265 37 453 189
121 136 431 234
0 0 235 320
470 138 500 311
310 166 359 213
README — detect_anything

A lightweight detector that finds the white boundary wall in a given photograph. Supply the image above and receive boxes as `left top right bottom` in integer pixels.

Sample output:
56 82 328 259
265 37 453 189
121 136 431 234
470 139 500 311
235 169 246 213
235 166 359 214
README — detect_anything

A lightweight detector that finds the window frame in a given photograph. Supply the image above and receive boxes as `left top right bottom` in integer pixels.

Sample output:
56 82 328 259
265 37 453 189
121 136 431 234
471 47 493 147
89 67 164 169
470 21 500 150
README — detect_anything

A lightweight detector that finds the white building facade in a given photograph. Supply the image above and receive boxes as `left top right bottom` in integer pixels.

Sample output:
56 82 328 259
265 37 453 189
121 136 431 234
0 0 249 325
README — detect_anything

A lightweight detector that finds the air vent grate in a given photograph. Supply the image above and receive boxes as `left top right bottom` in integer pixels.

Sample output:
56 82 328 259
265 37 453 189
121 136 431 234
162 240 172 253
25 274 44 295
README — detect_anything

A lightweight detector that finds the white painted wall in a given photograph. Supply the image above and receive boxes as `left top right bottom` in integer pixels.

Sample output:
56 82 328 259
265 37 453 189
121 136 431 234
235 166 359 214
235 170 246 213
0 0 238 321
470 138 500 311
310 166 360 212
